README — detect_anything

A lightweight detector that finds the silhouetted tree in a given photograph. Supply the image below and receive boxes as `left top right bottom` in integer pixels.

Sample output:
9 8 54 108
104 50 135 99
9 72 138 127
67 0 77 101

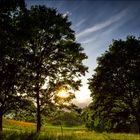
88 36 140 133
22 5 88 132
0 0 25 12
0 1 32 131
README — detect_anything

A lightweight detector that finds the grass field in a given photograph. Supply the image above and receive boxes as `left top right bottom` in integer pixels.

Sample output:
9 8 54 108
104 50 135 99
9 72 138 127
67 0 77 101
0 118 139 140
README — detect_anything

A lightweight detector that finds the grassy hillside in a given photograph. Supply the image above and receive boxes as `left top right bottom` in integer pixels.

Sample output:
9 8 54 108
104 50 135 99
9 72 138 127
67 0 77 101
3 118 36 131
1 118 140 140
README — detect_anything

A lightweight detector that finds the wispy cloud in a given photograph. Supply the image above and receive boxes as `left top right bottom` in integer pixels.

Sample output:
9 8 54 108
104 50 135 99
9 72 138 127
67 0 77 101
76 9 128 39
74 19 86 28
80 37 95 44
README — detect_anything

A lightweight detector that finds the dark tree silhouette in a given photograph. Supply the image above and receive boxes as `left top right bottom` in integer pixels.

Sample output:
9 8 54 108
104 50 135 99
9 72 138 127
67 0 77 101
88 36 140 133
0 0 25 11
0 0 32 131
21 6 88 132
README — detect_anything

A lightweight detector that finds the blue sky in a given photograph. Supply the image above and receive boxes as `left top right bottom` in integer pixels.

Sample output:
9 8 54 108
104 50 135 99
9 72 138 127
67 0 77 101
25 0 140 107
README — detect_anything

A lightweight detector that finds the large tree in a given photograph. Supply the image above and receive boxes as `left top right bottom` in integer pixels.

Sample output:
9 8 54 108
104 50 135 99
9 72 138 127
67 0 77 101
0 1 32 131
22 5 88 132
88 36 140 133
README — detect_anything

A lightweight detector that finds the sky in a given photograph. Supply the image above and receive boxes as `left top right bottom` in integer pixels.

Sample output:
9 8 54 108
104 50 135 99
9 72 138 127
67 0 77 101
25 0 140 107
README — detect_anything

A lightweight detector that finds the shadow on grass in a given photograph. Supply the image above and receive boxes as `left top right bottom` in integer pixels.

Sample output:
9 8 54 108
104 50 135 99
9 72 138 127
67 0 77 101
0 131 39 140
0 131 76 140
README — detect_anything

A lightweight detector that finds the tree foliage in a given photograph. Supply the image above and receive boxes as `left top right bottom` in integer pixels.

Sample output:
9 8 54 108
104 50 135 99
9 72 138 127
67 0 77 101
50 111 83 127
19 5 88 131
0 3 88 132
0 0 25 12
0 1 34 131
88 36 140 133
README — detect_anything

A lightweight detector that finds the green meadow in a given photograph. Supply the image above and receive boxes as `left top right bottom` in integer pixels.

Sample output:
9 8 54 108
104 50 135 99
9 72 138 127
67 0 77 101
0 119 139 140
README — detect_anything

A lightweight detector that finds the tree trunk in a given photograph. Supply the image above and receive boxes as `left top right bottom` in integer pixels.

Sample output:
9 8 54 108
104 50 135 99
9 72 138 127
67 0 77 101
36 87 41 132
135 114 140 133
0 111 3 131
129 102 140 133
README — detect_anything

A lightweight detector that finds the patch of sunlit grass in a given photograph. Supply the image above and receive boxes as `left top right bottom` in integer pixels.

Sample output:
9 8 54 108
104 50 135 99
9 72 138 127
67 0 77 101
3 118 36 131
2 120 140 140
3 118 36 126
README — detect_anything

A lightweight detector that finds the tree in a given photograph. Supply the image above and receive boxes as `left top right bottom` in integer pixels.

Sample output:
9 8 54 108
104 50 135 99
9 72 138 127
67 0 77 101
0 1 32 131
88 36 140 133
22 5 88 132
0 0 25 12
81 105 95 130
50 111 83 127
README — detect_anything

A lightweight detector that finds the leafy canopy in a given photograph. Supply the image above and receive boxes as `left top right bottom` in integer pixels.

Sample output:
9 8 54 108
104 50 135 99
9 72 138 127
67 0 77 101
20 5 88 131
88 36 140 133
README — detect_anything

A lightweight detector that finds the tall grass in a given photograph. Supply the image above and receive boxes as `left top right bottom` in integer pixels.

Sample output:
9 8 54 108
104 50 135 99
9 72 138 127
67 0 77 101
1 118 140 140
0 130 139 140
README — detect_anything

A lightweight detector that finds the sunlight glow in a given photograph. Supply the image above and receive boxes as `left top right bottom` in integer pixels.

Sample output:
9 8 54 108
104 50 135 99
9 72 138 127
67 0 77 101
58 90 68 98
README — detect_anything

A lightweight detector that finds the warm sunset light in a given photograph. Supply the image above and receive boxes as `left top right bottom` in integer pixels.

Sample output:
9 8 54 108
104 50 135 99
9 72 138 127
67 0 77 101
58 90 68 98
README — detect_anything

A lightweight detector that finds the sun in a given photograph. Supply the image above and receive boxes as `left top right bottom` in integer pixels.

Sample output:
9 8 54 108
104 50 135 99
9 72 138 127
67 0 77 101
58 90 68 98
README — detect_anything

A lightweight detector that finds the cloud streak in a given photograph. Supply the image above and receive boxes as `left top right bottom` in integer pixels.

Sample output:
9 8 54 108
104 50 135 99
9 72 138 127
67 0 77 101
76 9 128 39
74 19 86 28
80 37 95 44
